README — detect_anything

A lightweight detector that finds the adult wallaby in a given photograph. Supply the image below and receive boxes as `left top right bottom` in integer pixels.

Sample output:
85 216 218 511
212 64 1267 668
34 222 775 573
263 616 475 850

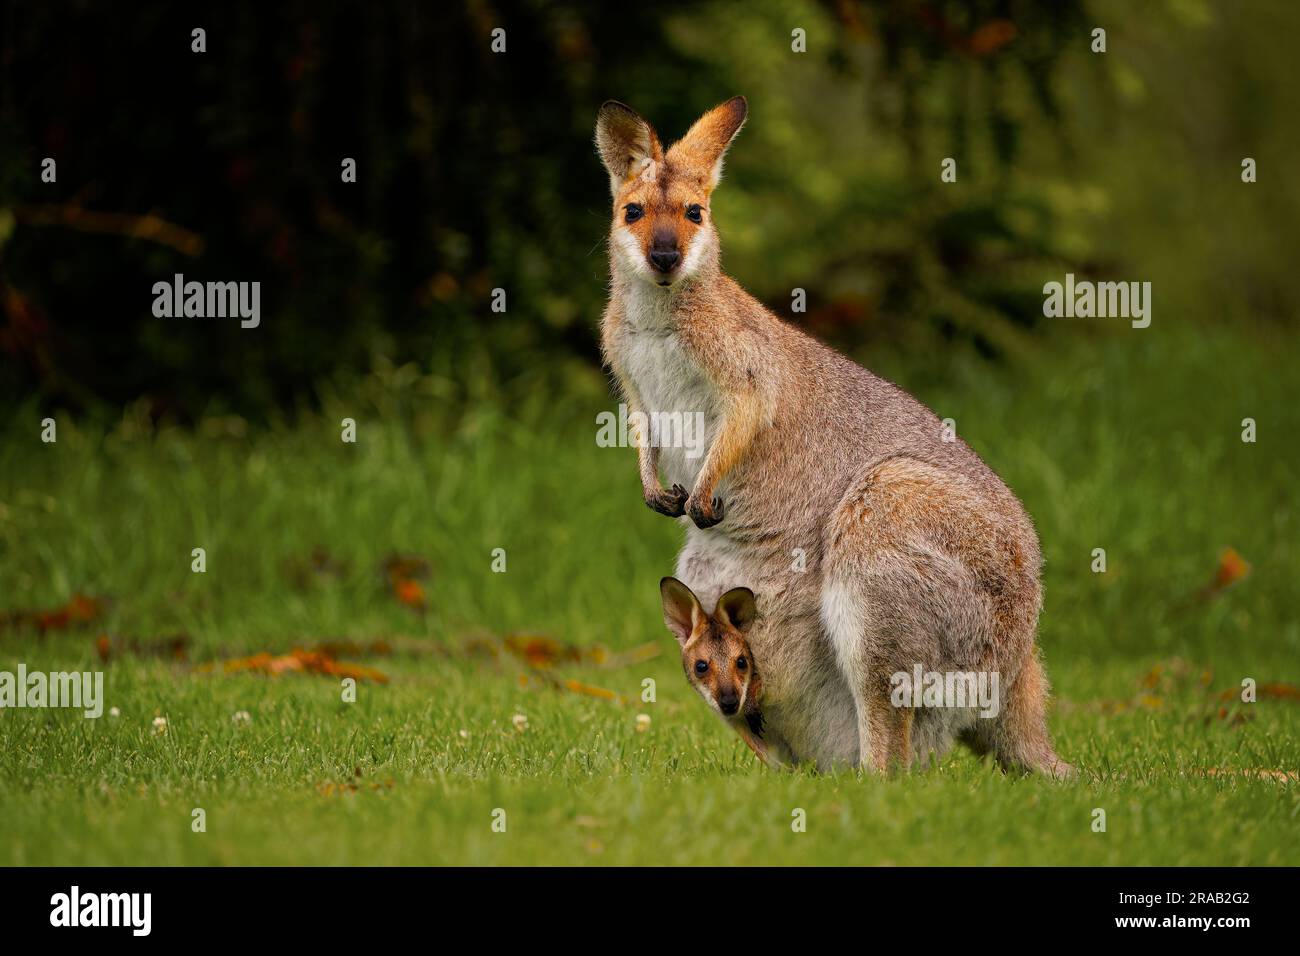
596 96 1072 777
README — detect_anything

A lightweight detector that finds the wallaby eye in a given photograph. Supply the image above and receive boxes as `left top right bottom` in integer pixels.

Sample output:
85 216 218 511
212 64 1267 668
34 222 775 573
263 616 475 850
694 660 709 675
624 203 644 223
685 204 703 223
736 656 747 671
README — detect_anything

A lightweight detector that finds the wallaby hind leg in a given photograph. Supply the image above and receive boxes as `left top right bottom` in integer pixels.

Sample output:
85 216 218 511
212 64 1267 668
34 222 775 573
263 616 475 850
821 580 914 774
974 656 1074 779
823 455 1068 777
861 684 913 773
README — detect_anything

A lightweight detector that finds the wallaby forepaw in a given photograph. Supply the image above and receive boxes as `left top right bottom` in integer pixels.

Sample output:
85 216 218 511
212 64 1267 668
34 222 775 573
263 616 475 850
645 483 689 518
687 495 725 529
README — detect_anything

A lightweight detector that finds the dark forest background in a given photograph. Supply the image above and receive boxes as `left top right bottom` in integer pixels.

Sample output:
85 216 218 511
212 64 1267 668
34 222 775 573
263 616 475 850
1 0 1296 418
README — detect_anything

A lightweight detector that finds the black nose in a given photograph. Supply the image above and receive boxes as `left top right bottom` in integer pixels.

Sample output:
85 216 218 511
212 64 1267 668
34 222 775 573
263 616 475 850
649 249 680 273
719 695 739 716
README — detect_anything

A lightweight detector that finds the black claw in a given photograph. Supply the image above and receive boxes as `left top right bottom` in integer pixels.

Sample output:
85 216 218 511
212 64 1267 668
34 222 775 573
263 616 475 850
688 495 726 529
646 484 688 518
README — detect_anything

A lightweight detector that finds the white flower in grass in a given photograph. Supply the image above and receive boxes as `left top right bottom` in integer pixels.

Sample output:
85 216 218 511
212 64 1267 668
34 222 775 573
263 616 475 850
109 707 121 718
511 713 529 733
458 729 470 740
232 710 251 726
151 716 168 736
635 713 652 733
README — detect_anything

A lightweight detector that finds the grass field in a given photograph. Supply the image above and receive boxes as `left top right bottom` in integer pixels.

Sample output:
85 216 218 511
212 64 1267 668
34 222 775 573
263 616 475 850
1 324 1298 866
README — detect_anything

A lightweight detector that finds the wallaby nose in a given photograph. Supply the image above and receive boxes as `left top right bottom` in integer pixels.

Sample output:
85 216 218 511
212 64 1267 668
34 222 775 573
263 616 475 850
649 249 681 273
718 694 739 716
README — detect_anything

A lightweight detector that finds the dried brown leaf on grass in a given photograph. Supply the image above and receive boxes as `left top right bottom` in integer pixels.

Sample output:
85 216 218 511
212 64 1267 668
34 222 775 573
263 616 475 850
469 632 658 670
504 633 584 667
459 631 659 707
1058 659 1298 726
95 632 191 662
380 553 431 611
392 578 426 609
1216 682 1300 703
1 593 105 633
1207 547 1251 594
516 670 633 705
1176 546 1251 607
318 768 395 796
198 648 389 684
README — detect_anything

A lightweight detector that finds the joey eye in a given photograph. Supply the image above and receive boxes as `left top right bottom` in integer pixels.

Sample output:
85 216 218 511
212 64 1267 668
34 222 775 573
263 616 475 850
685 204 703 223
624 203 644 223
736 656 747 671
694 660 709 675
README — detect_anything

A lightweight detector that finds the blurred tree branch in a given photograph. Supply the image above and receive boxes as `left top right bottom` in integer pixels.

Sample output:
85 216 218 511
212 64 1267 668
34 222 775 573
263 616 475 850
13 204 205 257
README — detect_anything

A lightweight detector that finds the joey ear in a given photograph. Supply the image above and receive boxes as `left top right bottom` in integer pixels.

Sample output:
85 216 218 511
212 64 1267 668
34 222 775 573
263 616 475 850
715 586 757 633
595 101 663 196
660 576 704 647
666 95 747 192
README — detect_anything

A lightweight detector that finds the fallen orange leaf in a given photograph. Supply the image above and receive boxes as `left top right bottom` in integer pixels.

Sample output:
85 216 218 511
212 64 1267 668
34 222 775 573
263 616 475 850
504 633 580 668
2 593 105 633
1140 663 1163 689
517 670 630 705
1216 681 1300 703
200 647 389 684
562 678 619 701
393 578 426 610
1210 547 1250 592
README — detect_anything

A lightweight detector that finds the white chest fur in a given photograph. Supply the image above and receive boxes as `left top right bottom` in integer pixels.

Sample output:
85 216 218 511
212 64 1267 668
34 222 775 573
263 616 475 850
615 290 720 489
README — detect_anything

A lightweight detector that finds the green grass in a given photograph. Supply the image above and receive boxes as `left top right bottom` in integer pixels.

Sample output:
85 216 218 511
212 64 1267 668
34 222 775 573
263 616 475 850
1 324 1298 865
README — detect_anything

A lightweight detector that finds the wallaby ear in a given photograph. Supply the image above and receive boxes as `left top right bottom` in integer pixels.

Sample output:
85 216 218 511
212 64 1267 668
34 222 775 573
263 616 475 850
595 101 662 197
660 576 704 647
715 586 757 633
666 95 747 192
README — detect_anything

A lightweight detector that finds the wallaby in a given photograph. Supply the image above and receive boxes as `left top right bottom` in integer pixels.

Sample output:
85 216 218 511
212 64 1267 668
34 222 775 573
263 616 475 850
597 96 1072 778
659 576 780 765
